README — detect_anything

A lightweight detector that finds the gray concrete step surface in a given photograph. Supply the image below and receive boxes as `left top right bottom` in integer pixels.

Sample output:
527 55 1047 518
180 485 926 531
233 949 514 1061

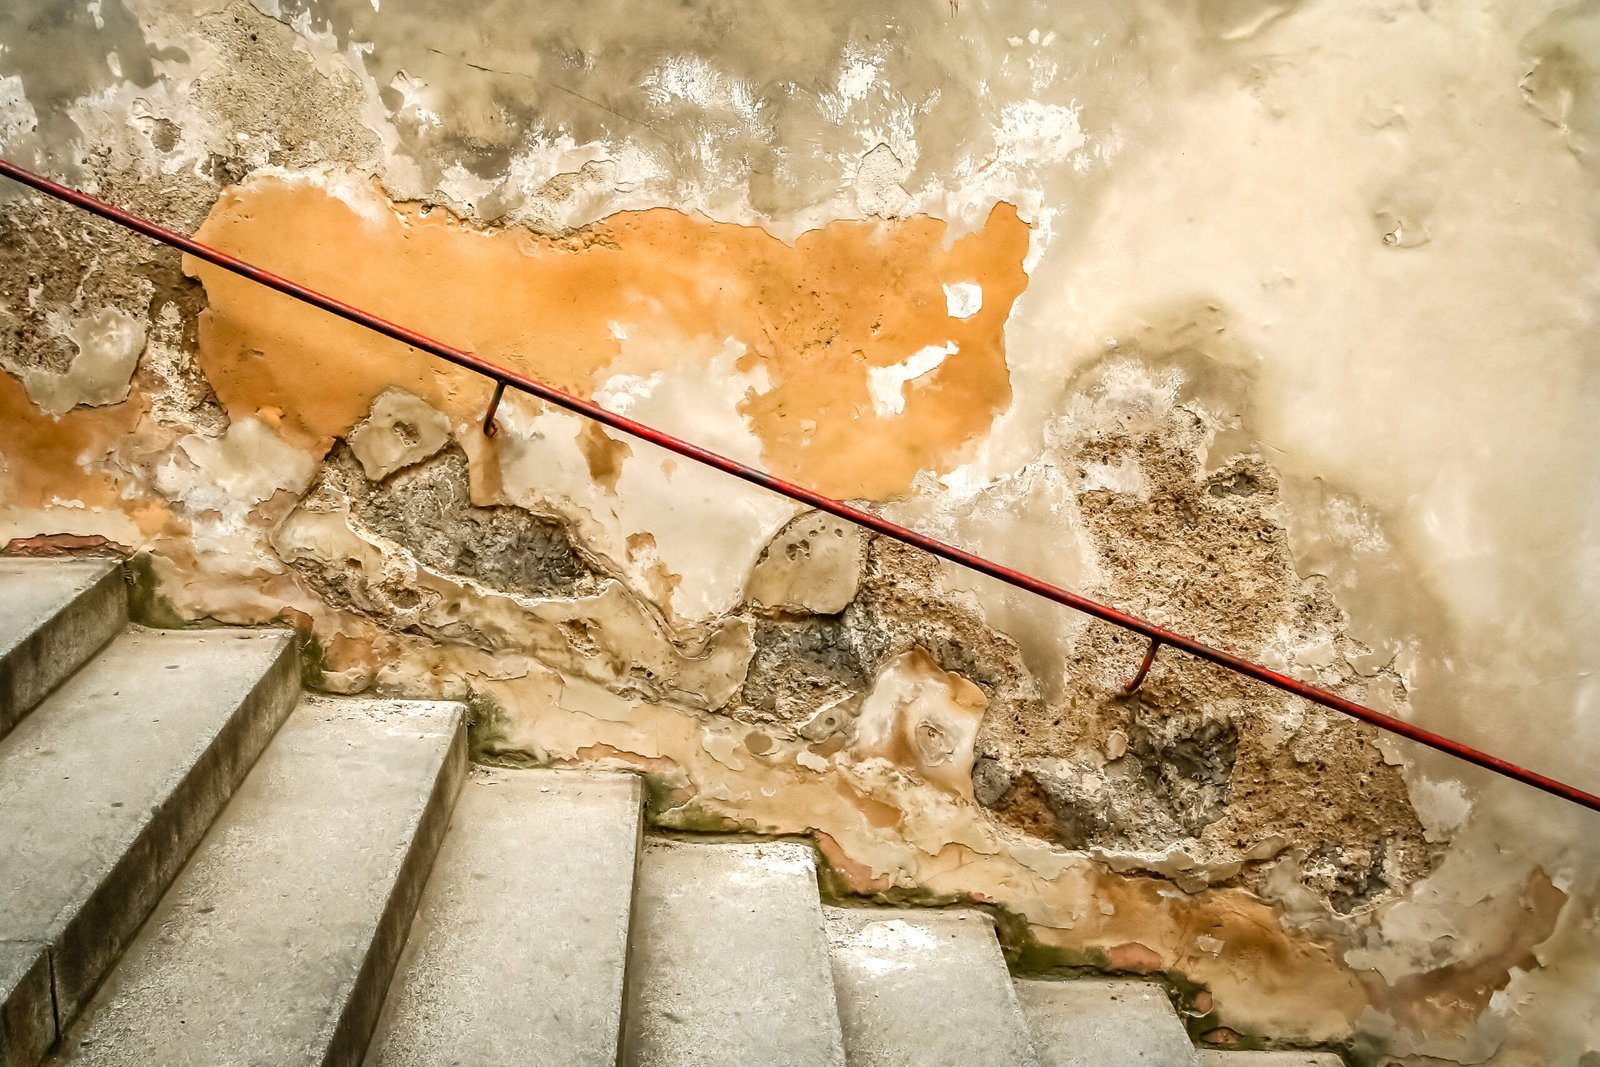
0 627 298 1067
366 767 643 1067
825 907 1041 1067
0 559 125 741
621 839 846 1067
1016 978 1202 1067
49 696 466 1067
0 563 1338 1067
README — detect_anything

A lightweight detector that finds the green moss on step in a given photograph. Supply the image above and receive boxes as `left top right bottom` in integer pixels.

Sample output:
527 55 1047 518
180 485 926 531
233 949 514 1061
294 627 331 691
986 905 1115 975
126 553 202 628
649 797 749 835
464 690 552 767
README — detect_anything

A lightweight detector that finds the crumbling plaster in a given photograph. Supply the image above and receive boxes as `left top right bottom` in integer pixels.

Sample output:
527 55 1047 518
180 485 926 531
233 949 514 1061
2 0 1599 1062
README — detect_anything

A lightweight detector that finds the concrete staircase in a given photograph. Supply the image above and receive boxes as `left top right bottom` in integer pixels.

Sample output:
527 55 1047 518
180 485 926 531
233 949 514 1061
0 558 1345 1066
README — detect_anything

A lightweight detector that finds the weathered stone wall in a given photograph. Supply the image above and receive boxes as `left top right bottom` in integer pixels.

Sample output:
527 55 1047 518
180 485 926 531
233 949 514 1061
2 1 1598 1062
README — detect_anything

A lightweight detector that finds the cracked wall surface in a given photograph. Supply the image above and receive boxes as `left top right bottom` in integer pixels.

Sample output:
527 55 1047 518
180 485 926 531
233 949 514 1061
3 1 1600 1063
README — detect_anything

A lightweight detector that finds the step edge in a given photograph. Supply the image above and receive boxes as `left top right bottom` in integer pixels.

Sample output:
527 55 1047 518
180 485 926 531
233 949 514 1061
323 703 468 1067
42 632 302 1038
1013 976 1201 1067
0 562 127 742
621 835 848 1067
825 905 1043 1067
364 767 646 1067
601 772 645 1067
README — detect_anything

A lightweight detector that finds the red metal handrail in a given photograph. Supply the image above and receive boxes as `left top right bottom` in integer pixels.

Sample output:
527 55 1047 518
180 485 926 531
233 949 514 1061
2 157 1595 814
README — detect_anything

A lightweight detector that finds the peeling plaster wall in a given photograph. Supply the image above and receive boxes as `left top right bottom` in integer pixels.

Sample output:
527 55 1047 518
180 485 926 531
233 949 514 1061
2 1 1599 1062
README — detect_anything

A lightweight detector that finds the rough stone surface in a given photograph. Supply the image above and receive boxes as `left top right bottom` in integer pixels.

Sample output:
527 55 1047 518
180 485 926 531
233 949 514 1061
368 767 643 1067
347 446 597 600
1015 979 1200 1067
50 696 466 1067
0 627 298 1039
0 558 125 740
3 1 1598 1059
622 840 845 1067
824 907 1040 1067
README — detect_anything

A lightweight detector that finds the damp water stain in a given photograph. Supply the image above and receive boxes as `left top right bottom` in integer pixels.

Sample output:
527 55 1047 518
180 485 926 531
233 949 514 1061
186 175 1030 499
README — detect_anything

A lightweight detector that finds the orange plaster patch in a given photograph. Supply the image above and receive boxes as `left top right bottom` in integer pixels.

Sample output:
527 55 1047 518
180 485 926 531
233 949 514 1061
0 370 147 514
187 178 1030 499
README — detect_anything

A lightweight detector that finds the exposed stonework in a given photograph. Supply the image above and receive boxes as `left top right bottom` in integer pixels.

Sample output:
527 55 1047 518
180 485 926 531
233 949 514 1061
3 0 1599 1062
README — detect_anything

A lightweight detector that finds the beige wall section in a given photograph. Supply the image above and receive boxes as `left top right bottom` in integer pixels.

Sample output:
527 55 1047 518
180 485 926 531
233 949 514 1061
2 0 1600 1062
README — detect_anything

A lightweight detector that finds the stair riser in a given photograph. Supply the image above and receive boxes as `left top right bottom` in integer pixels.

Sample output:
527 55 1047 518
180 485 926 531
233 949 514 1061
49 639 301 1030
0 566 126 741
0 945 51 1067
623 841 847 1067
365 772 644 1067
324 714 466 1067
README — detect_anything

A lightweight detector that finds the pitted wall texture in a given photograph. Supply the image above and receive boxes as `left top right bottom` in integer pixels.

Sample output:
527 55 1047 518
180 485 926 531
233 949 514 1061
3 2 1599 1062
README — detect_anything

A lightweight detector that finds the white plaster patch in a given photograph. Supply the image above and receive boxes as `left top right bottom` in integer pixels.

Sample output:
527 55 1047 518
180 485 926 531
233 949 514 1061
388 70 441 130
1079 455 1147 496
867 343 955 416
853 143 911 217
593 371 663 415
643 55 766 129
995 100 1086 169
1407 775 1473 843
22 306 146 416
435 161 499 212
499 338 794 621
166 417 317 510
837 49 879 106
0 76 39 152
943 281 983 319
348 387 452 480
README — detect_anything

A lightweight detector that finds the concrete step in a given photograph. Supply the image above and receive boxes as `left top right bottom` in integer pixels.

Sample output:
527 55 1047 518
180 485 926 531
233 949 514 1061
824 907 1041 1067
367 767 643 1067
1015 978 1201 1067
0 559 125 741
621 839 846 1067
0 628 297 1067
1199 1054 1345 1066
50 696 466 1067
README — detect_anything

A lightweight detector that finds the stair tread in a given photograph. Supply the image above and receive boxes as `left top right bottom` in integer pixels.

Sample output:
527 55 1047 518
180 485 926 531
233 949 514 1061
367 767 642 1067
0 628 293 943
0 559 125 739
1015 978 1201 1067
0 627 297 1067
824 907 1041 1067
1199 1054 1345 1066
52 696 464 1067
0 560 116 661
624 839 846 1067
